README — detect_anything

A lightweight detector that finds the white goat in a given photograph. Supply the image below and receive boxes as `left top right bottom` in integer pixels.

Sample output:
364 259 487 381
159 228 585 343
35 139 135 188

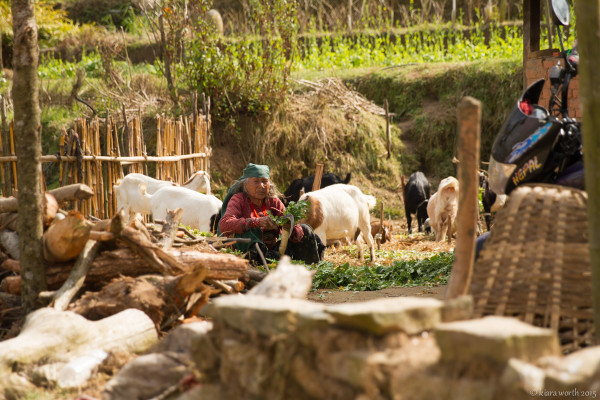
299 184 376 262
145 186 222 233
427 176 459 242
114 171 211 216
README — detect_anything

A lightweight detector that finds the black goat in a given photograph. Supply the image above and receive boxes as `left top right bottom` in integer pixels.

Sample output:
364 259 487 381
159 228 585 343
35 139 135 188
283 172 351 205
479 171 505 232
403 171 431 234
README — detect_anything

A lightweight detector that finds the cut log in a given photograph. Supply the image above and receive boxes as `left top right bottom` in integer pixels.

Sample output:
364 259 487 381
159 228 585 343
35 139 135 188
48 184 94 203
43 211 93 262
69 260 209 327
0 191 63 216
2 248 249 295
42 193 59 227
0 276 20 295
119 225 184 275
0 308 157 369
0 258 20 273
0 197 18 214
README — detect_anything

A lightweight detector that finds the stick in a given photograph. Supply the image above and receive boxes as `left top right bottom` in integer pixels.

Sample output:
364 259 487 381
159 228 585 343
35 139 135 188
254 242 269 272
50 239 102 311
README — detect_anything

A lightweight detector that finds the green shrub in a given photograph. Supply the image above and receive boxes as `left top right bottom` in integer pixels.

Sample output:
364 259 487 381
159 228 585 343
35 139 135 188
183 0 297 120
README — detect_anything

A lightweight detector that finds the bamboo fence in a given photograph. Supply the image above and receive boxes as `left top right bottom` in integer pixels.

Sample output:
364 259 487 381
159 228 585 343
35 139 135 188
0 107 211 219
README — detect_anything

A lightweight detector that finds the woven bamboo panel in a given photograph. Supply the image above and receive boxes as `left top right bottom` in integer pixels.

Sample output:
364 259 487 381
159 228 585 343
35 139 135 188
469 184 592 353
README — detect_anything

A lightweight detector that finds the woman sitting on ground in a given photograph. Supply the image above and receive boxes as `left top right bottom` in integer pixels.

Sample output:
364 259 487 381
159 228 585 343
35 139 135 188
217 163 324 266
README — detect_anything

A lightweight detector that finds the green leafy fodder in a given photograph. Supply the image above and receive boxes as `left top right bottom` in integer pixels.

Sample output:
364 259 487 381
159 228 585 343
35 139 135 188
308 252 453 291
267 200 310 226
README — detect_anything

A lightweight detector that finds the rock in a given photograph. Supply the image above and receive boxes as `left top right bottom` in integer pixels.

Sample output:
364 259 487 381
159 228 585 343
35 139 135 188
103 351 190 400
542 346 600 390
441 294 473 322
290 353 355 400
211 294 324 336
434 316 561 366
325 297 445 335
390 372 495 400
173 383 227 400
219 338 272 397
248 255 314 299
497 358 545 400
151 320 213 354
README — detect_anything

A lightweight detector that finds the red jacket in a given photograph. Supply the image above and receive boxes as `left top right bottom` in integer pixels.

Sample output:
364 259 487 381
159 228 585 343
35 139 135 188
219 192 304 243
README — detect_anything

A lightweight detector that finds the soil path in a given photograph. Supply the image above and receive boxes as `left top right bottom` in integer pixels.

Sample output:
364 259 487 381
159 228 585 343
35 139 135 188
307 284 447 304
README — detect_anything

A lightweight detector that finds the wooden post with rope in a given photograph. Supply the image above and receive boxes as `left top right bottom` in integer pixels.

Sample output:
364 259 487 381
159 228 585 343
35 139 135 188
446 96 481 299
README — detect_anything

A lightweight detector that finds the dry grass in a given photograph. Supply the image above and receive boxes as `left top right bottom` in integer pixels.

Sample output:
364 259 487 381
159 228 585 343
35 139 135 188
321 219 455 268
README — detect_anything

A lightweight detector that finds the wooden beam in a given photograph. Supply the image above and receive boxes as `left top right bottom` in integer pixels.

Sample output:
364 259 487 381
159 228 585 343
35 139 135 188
523 0 542 88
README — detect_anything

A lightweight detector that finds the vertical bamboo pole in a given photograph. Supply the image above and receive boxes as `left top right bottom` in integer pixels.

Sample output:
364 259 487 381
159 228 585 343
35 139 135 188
156 115 163 179
9 122 17 189
446 96 481 299
140 111 148 176
96 119 105 218
107 117 113 217
0 97 7 196
184 115 193 176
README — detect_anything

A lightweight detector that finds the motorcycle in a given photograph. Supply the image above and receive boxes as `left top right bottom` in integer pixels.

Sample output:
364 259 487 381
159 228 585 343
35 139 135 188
476 0 582 259
487 0 583 196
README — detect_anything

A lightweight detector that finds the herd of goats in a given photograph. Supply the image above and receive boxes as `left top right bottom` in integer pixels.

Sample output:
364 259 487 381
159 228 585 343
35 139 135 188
112 169 504 263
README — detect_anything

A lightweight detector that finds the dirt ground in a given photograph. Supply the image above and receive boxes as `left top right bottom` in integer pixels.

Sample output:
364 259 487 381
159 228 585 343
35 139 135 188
307 284 447 303
305 218 454 304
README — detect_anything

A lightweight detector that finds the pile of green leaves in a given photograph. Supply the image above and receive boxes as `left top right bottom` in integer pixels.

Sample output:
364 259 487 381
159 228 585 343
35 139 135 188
267 200 310 226
308 252 453 291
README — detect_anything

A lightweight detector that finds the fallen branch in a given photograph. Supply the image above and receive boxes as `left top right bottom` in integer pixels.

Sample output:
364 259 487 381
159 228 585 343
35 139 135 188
50 239 102 311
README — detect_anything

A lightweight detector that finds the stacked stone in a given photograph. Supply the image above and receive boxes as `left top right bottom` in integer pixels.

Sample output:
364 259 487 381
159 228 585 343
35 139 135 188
103 295 600 400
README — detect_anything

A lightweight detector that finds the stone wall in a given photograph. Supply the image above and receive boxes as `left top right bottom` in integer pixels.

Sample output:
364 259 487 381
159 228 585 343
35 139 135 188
105 294 600 400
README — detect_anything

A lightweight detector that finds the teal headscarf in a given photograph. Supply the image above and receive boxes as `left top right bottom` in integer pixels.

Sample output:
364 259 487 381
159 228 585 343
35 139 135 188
241 163 270 179
217 163 272 252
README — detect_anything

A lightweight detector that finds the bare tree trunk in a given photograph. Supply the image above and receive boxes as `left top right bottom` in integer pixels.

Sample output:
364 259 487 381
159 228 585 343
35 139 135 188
11 0 45 313
159 14 178 106
575 0 600 345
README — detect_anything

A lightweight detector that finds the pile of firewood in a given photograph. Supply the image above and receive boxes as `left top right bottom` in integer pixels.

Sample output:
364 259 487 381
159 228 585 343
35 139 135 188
0 184 261 336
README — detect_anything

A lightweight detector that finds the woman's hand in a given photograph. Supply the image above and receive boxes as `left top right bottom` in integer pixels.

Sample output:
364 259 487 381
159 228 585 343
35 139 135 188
258 216 278 230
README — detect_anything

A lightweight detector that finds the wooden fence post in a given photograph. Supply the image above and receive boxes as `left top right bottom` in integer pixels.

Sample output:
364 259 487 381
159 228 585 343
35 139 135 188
312 164 324 191
446 96 481 299
384 99 391 159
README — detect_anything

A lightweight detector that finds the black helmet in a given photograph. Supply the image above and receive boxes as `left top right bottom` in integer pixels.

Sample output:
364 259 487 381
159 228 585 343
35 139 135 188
488 79 561 195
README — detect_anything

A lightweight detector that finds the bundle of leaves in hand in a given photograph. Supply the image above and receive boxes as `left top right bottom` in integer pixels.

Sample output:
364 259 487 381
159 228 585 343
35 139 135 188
267 200 311 226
